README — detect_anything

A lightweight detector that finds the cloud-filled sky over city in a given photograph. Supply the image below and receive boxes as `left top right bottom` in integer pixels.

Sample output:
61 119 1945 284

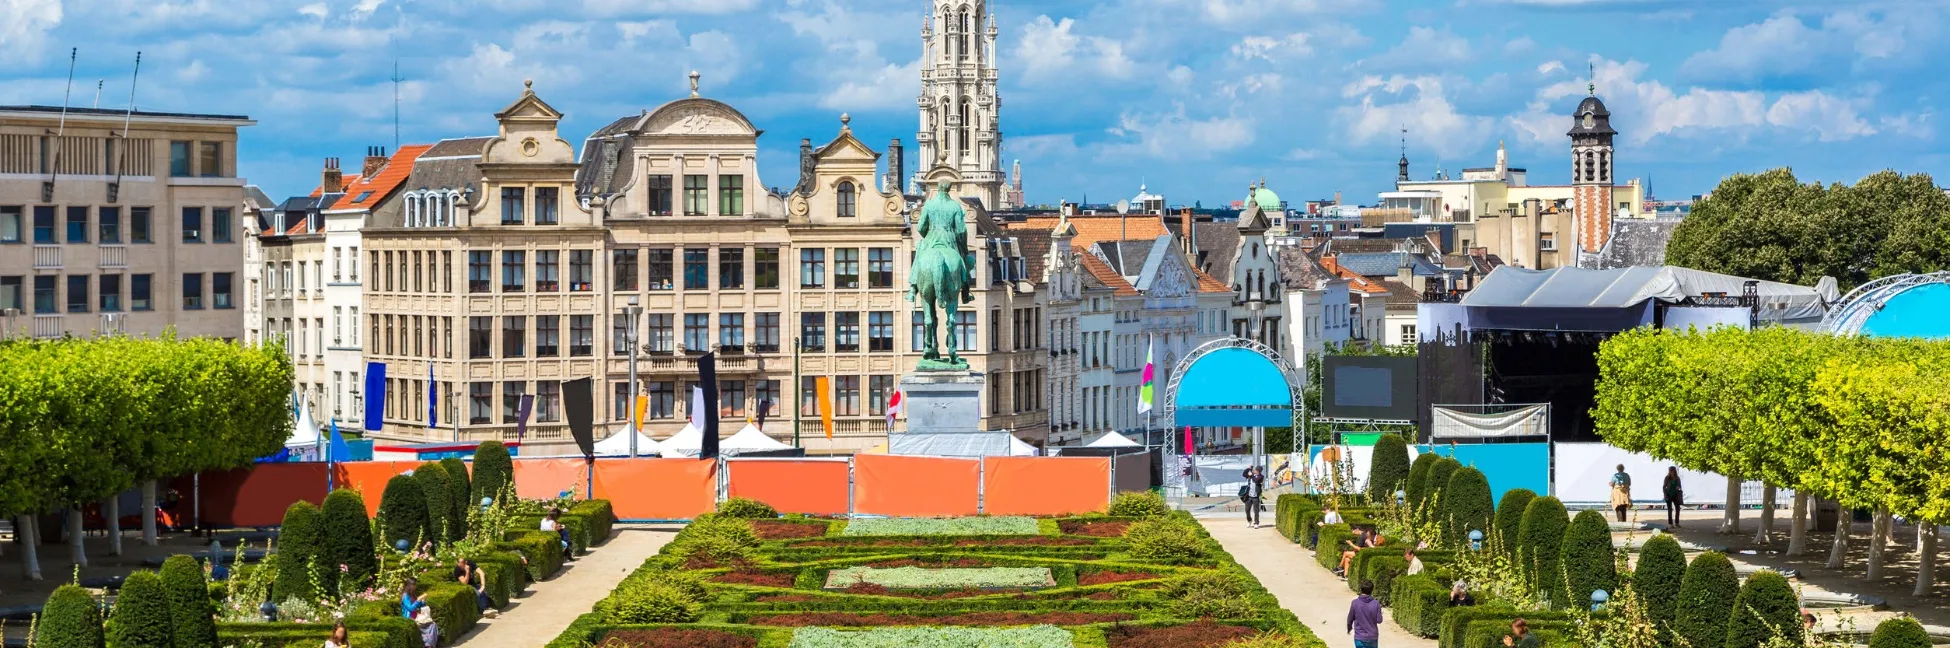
2 0 1944 207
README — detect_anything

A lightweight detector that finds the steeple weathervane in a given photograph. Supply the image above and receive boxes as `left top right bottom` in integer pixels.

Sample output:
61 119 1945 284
1588 60 1595 96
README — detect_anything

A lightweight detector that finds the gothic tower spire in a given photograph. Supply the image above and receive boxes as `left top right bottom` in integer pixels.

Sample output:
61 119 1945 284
915 0 1003 208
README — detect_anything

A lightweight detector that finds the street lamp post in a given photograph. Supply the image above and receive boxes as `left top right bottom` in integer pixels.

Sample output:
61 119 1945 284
622 296 643 458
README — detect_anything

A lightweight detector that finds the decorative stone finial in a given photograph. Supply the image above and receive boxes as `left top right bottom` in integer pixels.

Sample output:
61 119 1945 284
840 113 851 130
689 70 701 98
523 78 533 93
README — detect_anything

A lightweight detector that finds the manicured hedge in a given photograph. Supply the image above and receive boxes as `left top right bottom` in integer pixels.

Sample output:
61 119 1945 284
1424 457 1462 517
320 488 377 592
1406 453 1441 510
1516 496 1569 607
1634 534 1687 631
1463 619 1581 648
1390 574 1451 638
1559 510 1617 610
1274 494 1317 543
1441 467 1494 546
160 555 218 648
1869 618 1932 648
422 581 482 644
1316 524 1355 570
272 501 323 603
472 440 514 504
1440 606 1587 648
35 584 105 648
1674 551 1740 648
1492 489 1536 557
1367 434 1412 503
439 456 473 542
379 473 431 550
414 461 457 546
1725 570 1800 648
572 499 616 544
106 571 174 648
218 616 418 648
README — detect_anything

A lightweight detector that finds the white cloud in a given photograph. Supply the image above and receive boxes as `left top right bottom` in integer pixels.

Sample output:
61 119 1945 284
178 60 209 83
350 0 384 19
1284 147 1328 161
1508 57 1878 146
1102 105 1255 159
1765 92 1874 142
1015 15 1137 83
822 58 921 111
1682 10 1914 86
1232 33 1314 63
0 0 61 64
1537 60 1566 75
1503 36 1536 55
616 20 677 44
1336 75 1492 159
1220 73 1284 99
579 0 761 16
297 3 327 19
1361 26 1470 70
1008 134 1082 161
1192 0 1376 23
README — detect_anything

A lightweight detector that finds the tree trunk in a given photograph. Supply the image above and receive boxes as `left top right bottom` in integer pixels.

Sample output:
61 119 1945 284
104 495 122 556
1753 485 1777 545
141 480 158 546
1787 492 1810 555
1720 475 1743 534
66 508 87 568
1828 509 1851 569
1916 523 1938 597
1868 508 1890 580
18 515 41 581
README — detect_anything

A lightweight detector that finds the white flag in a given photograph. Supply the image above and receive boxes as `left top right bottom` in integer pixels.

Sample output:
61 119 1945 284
689 385 706 432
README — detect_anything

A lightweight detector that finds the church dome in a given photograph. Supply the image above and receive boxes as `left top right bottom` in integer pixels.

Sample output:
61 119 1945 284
1575 96 1610 118
1251 186 1282 212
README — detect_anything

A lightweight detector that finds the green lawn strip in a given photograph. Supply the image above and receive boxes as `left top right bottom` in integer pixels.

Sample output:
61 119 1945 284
841 516 1042 536
825 566 1056 590
788 625 1074 648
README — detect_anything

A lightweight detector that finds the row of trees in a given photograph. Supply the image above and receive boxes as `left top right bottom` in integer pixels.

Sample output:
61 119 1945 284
1665 168 1950 291
1593 327 1948 594
0 336 293 580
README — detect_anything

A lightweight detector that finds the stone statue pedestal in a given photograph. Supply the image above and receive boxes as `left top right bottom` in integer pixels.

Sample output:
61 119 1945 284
897 371 984 434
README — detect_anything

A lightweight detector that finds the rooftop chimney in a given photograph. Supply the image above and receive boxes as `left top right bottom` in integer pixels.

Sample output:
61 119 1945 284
321 157 343 194
1182 207 1194 260
362 146 388 179
1334 191 1342 205
886 138 905 195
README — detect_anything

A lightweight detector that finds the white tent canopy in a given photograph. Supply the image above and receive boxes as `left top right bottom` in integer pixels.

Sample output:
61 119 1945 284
658 423 705 457
723 424 794 453
594 424 661 456
1009 435 1040 456
1084 431 1142 448
286 402 322 448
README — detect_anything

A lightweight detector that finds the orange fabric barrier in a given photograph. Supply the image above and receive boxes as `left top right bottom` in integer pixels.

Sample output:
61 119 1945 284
853 455 978 517
512 458 590 501
331 461 415 515
594 459 717 520
197 463 331 527
727 460 850 515
983 456 1110 516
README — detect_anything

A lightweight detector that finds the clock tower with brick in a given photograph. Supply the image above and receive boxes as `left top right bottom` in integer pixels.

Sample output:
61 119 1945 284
1568 86 1617 263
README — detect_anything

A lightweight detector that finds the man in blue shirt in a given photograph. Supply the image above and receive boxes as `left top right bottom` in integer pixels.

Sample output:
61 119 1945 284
1348 580 1383 648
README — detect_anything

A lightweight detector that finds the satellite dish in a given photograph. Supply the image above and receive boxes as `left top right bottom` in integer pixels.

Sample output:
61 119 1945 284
1116 199 1130 215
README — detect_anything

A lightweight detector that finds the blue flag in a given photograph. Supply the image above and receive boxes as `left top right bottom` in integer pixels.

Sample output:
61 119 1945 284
427 362 438 430
364 362 387 432
327 419 350 493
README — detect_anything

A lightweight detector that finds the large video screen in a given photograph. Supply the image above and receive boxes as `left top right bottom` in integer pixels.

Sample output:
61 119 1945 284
1320 355 1419 421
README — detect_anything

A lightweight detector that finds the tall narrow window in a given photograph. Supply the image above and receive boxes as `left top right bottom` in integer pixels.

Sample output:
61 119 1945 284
501 251 526 292
131 274 152 311
719 313 745 349
66 275 89 313
754 313 780 353
757 381 781 418
502 316 526 358
502 382 525 423
836 181 857 218
500 187 525 225
32 206 55 243
868 248 894 288
683 314 710 352
99 274 121 312
648 381 674 419
647 175 673 216
612 249 639 291
646 249 673 291
536 381 561 422
33 276 55 313
468 251 491 292
534 250 560 291
718 175 743 215
718 247 744 289
799 249 825 288
754 247 780 289
683 249 709 290
800 313 826 351
535 315 560 357
181 207 203 243
130 207 151 243
868 311 893 351
534 187 559 225
182 273 204 310
213 272 233 309
469 316 492 358
682 175 708 215
198 141 222 177
835 312 860 352
212 208 233 243
834 248 860 289
65 207 88 243
836 376 861 416
0 206 21 243
569 250 593 291
169 141 192 177
570 315 593 357
470 382 491 424
869 375 894 416
646 314 673 353
720 380 746 417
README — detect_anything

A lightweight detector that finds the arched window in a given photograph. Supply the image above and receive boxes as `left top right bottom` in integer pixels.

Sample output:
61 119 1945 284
958 98 971 159
405 193 419 226
446 192 460 225
837 181 857 218
957 10 969 61
431 194 444 226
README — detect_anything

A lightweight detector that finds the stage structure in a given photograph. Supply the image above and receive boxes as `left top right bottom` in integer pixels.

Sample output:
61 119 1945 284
1163 338 1302 502
1820 271 1950 340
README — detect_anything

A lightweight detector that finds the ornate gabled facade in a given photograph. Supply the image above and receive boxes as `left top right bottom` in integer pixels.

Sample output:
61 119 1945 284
1041 212 1083 444
1228 182 1284 352
915 0 1004 209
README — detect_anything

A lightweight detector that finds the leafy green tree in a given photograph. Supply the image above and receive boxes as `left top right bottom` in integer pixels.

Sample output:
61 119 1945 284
105 571 173 648
1494 489 1537 556
1405 453 1439 510
158 555 216 648
1869 618 1932 648
472 441 515 505
1635 534 1689 632
1725 570 1801 648
271 501 322 603
440 456 473 542
1666 168 1950 291
1440 467 1493 546
1517 496 1570 607
319 488 377 590
1674 551 1740 648
1561 510 1618 609
1367 434 1413 503
34 584 105 648
379 474 430 551
413 462 455 547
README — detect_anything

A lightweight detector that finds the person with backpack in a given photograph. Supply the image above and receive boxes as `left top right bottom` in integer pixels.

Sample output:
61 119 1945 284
1240 465 1266 528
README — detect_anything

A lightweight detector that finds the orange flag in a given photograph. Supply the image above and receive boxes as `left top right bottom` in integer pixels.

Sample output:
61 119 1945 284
633 392 649 429
815 376 834 439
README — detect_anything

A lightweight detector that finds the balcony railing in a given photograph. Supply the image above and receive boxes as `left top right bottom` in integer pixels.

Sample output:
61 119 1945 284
99 245 127 268
33 245 60 269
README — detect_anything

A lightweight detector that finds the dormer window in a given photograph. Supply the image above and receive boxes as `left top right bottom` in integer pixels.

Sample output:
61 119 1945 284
837 181 857 218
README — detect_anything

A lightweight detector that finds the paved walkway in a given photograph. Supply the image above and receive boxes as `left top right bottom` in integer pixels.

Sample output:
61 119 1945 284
1200 517 1437 648
452 524 679 648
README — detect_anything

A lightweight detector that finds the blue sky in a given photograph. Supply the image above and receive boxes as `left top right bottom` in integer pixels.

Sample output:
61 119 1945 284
2 0 1942 208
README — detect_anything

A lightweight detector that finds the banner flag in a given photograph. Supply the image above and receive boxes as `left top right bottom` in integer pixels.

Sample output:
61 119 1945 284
815 376 834 439
427 362 438 430
563 378 595 459
697 352 720 459
514 394 535 441
364 362 387 432
885 390 904 429
634 392 649 431
1138 338 1155 415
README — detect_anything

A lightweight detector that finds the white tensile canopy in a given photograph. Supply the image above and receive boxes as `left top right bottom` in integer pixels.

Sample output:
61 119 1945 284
658 423 705 457
1009 434 1040 456
1084 431 1142 448
722 424 794 453
593 424 662 456
285 402 322 448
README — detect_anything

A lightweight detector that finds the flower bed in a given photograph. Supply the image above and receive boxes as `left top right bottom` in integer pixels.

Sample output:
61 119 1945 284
748 610 1136 626
1078 571 1161 586
825 566 1055 590
787 625 1073 648
597 627 759 648
840 516 1041 536
1059 520 1131 537
712 570 797 587
1105 621 1263 648
792 536 1095 548
753 520 831 540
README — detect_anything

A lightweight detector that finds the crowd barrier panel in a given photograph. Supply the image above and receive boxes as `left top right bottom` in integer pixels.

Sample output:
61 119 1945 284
593 458 718 520
853 454 982 517
725 458 852 516
983 456 1111 516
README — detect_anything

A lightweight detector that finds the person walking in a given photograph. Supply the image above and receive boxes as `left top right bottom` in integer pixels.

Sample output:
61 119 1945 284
1241 466 1267 528
1663 467 1685 528
1610 465 1633 523
1348 580 1383 648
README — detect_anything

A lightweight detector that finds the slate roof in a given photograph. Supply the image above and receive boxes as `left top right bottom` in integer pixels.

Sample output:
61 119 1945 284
576 114 643 198
1321 257 1392 295
1583 219 1680 270
406 149 486 194
1190 222 1240 283
1334 252 1445 278
1273 246 1336 290
421 136 491 159
1016 229 1051 281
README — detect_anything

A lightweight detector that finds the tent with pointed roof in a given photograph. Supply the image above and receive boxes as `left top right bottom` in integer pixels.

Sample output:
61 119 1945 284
593 424 661 456
1085 431 1142 448
722 424 804 457
657 423 705 457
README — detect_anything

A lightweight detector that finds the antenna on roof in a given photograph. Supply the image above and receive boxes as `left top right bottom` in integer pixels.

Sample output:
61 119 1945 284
391 58 404 148
93 80 103 109
46 48 77 197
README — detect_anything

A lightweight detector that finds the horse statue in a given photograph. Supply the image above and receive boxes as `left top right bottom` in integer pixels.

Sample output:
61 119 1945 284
908 181 976 370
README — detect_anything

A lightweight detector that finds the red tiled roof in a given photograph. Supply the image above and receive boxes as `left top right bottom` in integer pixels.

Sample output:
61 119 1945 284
329 145 433 211
1078 252 1138 296
1010 214 1171 249
308 174 361 198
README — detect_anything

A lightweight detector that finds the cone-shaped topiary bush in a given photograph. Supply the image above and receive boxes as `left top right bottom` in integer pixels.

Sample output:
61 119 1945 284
271 501 322 604
1424 457 1462 522
1868 618 1932 648
1674 551 1740 648
1726 570 1801 648
379 473 430 551
320 488 376 592
1440 467 1494 546
472 440 515 505
34 584 105 648
440 456 473 542
1367 433 1412 503
1494 488 1536 556
105 571 173 648
1560 510 1618 610
158 555 216 648
1517 495 1569 607
1635 534 1688 632
1405 453 1439 510
413 462 455 546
